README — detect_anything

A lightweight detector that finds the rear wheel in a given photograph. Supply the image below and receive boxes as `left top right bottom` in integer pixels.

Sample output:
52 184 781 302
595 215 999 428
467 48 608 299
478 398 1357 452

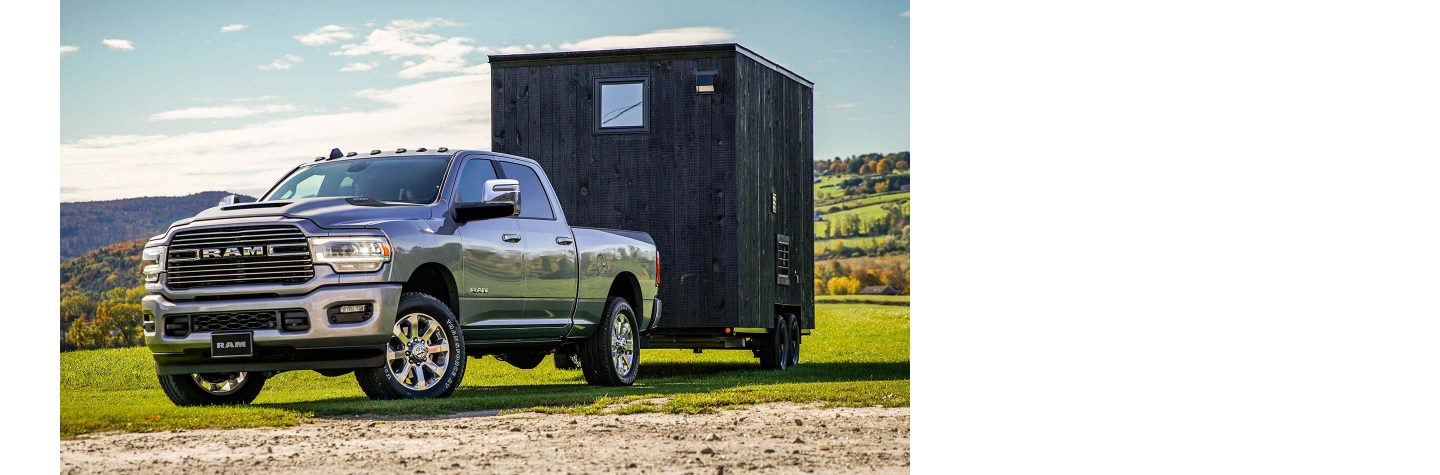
757 314 790 370
786 313 801 368
579 297 639 386
158 371 267 406
355 292 466 400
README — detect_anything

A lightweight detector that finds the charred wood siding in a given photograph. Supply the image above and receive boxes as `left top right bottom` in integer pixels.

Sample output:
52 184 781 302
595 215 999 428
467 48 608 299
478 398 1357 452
490 45 812 331
734 54 816 329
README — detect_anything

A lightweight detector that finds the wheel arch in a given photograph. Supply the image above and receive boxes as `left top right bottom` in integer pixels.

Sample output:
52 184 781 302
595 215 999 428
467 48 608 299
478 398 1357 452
608 271 643 321
400 262 459 316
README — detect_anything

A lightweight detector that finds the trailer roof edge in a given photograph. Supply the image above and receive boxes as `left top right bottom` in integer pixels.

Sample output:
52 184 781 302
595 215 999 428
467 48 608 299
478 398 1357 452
487 43 813 89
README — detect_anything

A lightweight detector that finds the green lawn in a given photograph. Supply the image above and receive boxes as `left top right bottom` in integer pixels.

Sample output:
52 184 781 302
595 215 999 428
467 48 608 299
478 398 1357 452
60 304 909 438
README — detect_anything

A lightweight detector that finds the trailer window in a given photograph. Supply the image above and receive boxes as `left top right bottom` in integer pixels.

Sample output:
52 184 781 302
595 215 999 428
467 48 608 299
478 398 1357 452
597 77 647 132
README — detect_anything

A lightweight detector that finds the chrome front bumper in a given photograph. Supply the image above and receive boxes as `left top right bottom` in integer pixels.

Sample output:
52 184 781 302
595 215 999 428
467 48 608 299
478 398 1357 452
143 283 402 373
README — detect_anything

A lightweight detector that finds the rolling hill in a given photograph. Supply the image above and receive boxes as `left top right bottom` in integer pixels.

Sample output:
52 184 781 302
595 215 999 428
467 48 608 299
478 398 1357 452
59 191 250 260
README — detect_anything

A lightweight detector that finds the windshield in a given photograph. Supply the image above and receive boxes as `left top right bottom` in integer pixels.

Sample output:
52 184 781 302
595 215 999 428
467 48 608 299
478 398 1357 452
264 156 450 204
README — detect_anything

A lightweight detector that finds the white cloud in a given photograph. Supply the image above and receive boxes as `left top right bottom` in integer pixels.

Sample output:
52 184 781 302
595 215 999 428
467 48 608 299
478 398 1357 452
61 67 493 201
101 39 135 50
332 18 474 78
220 24 249 33
295 24 355 45
60 45 79 56
339 62 379 72
69 134 167 148
901 10 910 17
558 26 734 51
149 104 297 121
258 54 304 71
830 102 860 109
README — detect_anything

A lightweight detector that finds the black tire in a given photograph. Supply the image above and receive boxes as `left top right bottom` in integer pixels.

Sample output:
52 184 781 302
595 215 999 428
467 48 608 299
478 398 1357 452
758 314 790 370
786 313 801 368
355 292 467 400
554 350 581 370
579 297 640 386
158 371 267 406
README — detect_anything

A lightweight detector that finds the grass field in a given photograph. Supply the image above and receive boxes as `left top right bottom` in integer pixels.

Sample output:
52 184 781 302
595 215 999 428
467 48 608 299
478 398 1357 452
60 303 909 438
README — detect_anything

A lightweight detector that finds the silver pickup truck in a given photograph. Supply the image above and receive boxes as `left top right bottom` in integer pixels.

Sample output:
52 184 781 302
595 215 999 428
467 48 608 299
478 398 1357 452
141 149 658 405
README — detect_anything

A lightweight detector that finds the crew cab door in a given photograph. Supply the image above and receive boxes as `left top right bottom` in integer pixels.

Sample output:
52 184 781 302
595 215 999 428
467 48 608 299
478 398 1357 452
498 161 578 339
452 157 527 339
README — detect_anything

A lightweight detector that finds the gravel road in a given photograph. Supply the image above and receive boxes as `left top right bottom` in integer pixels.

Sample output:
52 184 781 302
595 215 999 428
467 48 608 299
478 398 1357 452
62 403 909 474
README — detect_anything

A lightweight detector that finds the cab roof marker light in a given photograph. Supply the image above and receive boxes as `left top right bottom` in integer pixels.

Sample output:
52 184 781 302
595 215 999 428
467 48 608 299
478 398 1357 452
345 152 357 157
370 149 382 155
396 148 407 153
437 147 448 152
416 147 428 152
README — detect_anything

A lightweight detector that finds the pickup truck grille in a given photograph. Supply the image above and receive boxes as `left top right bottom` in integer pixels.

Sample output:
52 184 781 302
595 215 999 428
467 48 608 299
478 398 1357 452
189 312 278 333
166 225 313 289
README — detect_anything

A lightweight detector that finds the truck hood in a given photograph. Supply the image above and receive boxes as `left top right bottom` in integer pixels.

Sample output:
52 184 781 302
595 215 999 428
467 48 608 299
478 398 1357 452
173 197 435 229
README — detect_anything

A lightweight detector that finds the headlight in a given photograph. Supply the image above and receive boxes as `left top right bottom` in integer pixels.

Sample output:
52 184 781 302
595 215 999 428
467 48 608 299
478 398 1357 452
310 236 391 272
141 245 165 283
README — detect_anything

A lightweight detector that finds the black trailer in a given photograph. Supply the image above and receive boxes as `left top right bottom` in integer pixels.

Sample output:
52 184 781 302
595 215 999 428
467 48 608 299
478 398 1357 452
489 44 814 369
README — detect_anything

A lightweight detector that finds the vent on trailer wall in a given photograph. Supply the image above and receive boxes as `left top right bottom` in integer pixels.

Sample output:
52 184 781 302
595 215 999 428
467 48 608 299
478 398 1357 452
776 234 791 285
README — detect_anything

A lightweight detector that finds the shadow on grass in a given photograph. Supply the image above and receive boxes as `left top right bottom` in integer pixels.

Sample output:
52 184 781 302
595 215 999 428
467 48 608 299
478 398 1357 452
258 361 909 419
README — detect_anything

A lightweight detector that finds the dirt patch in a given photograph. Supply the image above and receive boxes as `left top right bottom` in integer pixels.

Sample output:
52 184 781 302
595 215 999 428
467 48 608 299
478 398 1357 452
61 403 909 474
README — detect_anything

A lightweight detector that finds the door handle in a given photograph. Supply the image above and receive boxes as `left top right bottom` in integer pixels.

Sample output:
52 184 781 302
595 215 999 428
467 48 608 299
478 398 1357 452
502 234 522 243
555 236 574 246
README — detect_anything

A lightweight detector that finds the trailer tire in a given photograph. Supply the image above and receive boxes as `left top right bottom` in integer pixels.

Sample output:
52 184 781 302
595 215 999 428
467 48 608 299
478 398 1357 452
554 350 581 370
355 292 466 400
159 371 267 406
579 296 640 386
786 313 801 368
758 314 791 370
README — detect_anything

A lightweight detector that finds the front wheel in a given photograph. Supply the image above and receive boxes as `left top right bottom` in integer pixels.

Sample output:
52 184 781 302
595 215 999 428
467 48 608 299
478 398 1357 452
158 371 267 406
355 292 467 400
579 297 639 386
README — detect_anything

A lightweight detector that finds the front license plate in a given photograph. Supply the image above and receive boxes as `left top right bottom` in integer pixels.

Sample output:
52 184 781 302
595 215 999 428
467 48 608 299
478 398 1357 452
211 332 253 358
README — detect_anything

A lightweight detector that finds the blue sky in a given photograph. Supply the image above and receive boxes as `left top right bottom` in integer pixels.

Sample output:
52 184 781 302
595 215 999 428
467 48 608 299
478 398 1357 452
60 0 909 201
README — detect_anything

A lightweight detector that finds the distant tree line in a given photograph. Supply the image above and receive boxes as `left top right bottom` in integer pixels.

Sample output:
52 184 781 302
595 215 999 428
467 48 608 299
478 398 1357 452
813 257 909 296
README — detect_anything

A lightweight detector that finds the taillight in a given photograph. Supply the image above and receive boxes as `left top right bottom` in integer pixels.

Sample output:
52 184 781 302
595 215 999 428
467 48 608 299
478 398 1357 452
655 250 661 287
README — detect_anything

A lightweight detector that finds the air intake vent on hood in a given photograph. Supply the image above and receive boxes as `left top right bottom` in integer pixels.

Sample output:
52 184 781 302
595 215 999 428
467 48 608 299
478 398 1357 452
221 202 289 211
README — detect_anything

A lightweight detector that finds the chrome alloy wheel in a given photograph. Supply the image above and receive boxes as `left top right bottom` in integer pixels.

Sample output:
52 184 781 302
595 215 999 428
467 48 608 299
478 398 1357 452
611 312 636 376
192 372 249 395
385 313 450 391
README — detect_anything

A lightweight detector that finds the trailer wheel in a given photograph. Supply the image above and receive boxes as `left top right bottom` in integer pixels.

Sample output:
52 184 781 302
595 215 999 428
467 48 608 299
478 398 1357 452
758 314 791 370
786 313 801 368
554 350 581 370
158 371 267 406
579 296 640 386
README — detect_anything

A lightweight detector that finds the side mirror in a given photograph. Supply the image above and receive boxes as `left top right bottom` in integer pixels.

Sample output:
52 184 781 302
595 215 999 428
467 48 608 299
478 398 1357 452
454 179 521 223
218 194 256 206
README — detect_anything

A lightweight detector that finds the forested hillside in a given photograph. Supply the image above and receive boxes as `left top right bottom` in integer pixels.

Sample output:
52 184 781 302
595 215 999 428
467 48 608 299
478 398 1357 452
60 239 146 350
812 151 911 296
59 191 247 260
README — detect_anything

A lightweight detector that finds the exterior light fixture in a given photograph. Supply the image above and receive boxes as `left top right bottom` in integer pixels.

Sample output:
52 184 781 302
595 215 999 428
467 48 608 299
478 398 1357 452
695 72 716 94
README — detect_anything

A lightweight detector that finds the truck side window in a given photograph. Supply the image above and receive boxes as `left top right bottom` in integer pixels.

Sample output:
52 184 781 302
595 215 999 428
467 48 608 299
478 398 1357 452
456 159 498 203
498 162 555 220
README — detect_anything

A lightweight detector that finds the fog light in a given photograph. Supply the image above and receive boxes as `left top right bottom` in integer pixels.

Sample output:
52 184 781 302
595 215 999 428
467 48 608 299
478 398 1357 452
328 303 373 324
